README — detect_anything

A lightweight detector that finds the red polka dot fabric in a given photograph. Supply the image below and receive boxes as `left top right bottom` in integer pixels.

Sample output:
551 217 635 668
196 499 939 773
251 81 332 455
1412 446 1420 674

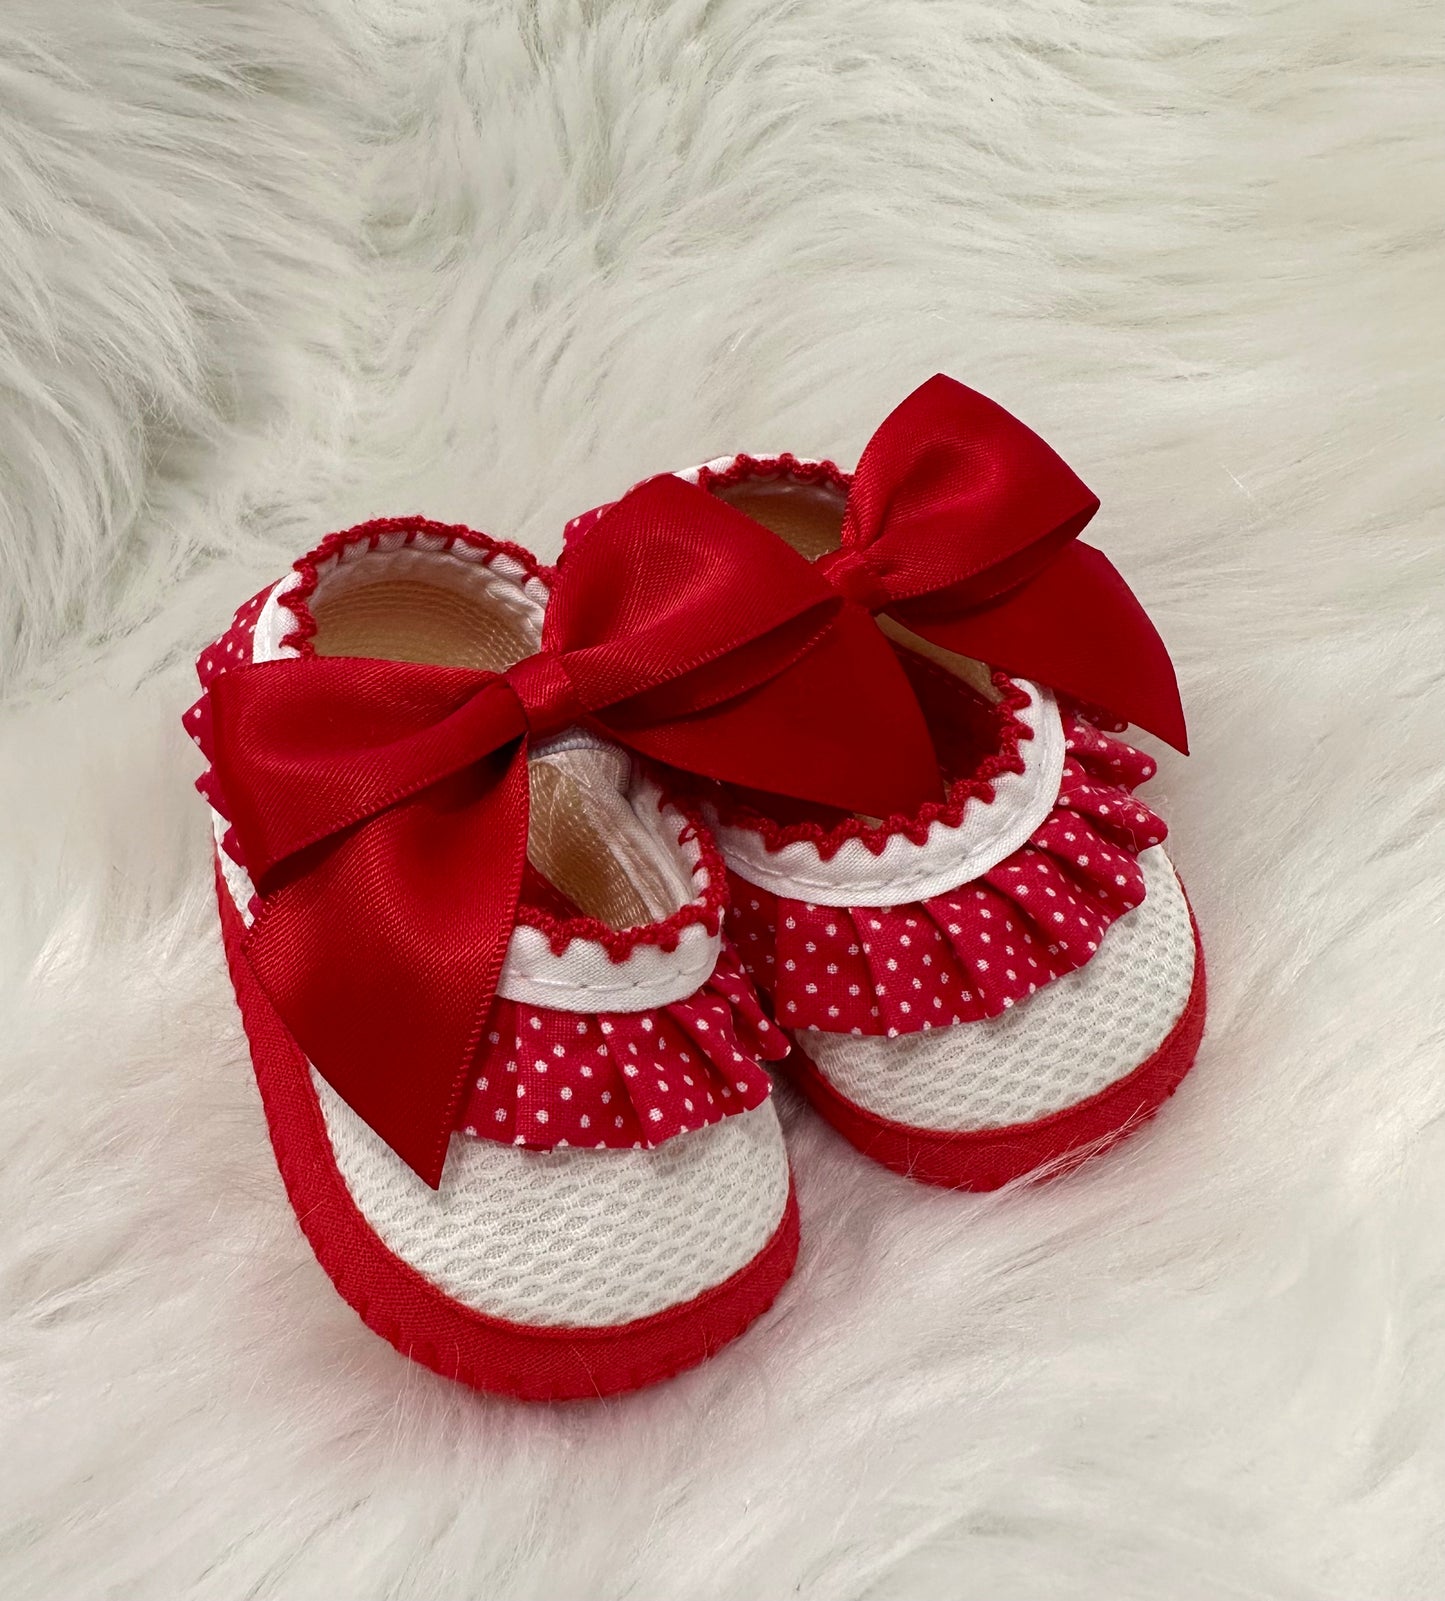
455 941 785 1150
725 711 1167 1037
561 501 615 553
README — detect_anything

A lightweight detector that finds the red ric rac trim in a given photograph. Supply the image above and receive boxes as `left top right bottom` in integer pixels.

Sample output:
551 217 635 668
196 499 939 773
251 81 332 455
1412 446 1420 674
277 515 552 656
695 453 852 498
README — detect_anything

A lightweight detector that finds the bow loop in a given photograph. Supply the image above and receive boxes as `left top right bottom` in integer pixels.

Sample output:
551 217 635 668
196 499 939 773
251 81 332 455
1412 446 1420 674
543 474 843 709
840 374 1101 585
211 658 529 884
546 475 942 816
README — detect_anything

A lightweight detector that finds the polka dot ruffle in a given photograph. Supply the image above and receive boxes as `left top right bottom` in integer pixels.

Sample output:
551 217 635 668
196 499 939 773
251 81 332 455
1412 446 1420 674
454 941 785 1151
725 712 1168 1037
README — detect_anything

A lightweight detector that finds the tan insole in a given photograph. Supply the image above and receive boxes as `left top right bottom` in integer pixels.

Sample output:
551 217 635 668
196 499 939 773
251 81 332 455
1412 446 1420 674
714 479 845 562
311 577 531 671
310 577 655 929
527 761 653 929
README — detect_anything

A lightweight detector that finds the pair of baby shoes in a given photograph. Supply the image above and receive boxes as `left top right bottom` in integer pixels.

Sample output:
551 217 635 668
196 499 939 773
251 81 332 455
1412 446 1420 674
188 376 1204 1401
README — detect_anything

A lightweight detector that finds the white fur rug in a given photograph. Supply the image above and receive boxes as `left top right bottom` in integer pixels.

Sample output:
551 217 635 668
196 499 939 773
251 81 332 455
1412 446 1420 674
4 2 1442 1597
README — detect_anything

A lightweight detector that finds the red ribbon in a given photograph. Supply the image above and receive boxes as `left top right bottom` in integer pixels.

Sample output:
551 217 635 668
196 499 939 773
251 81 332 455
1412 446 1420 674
806 374 1187 752
208 477 941 1185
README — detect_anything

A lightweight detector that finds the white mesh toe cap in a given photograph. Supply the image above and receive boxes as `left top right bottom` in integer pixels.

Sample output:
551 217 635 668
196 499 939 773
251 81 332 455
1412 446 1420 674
804 846 1196 1131
316 1082 791 1327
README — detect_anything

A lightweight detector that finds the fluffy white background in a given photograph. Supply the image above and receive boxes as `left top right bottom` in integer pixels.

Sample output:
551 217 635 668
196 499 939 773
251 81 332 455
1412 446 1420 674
2 0 1441 1596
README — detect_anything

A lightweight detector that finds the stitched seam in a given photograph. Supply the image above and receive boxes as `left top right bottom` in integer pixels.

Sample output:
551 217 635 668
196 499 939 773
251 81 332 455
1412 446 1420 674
499 936 722 1001
501 966 714 996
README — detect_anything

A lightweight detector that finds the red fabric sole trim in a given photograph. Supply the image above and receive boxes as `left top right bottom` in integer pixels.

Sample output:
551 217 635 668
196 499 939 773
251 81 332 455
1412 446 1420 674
789 918 1207 1191
216 874 799 1401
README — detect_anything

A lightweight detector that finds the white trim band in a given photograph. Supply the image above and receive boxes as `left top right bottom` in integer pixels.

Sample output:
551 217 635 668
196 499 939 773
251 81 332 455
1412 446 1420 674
714 679 1066 907
497 921 722 1011
252 571 304 661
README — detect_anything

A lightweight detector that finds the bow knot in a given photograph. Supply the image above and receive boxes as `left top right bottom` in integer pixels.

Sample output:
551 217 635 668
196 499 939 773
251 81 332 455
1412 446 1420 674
815 548 893 613
502 650 585 741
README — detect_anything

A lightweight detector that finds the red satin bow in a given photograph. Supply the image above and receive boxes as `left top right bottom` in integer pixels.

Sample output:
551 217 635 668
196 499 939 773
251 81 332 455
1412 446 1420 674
806 375 1187 752
208 478 940 1185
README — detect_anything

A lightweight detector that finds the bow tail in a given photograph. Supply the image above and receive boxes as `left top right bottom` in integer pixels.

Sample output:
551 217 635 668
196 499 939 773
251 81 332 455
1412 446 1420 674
604 602 943 816
893 541 1189 753
243 751 531 1187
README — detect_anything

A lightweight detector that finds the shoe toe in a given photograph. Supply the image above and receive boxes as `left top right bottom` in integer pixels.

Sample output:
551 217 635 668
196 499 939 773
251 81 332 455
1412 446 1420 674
795 846 1205 1187
319 1080 792 1329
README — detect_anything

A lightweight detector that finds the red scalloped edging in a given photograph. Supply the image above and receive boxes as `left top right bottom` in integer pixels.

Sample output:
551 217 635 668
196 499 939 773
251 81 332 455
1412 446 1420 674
516 795 728 960
695 452 852 498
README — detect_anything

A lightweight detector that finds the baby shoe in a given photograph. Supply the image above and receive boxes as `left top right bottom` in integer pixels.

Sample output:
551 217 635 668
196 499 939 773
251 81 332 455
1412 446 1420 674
564 377 1205 1190
186 482 939 1398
